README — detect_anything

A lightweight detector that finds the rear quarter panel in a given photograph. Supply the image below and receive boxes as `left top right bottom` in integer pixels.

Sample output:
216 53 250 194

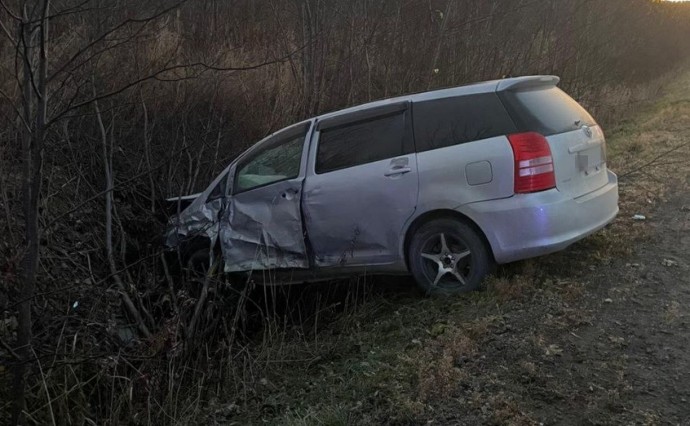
415 136 515 213
397 136 515 263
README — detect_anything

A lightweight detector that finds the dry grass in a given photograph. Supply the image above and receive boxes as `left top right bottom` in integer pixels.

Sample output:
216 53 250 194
241 71 690 425
486 394 538 426
6 71 688 425
486 274 535 303
5 52 690 426
416 328 477 402
663 301 682 325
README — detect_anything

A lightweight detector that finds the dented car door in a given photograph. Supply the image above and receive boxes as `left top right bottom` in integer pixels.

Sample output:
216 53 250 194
302 102 419 267
219 121 313 272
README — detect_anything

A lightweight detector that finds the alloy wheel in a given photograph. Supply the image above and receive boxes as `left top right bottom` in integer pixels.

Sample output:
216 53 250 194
419 232 472 289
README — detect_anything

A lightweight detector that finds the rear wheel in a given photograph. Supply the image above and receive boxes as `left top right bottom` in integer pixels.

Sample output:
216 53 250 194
408 219 492 296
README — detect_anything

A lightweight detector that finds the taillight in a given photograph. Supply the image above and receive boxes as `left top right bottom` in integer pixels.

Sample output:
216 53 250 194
508 132 556 194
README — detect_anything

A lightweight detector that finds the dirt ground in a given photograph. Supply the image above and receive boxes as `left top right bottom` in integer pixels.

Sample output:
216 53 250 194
207 75 690 426
421 75 690 425
428 188 690 425
557 187 690 424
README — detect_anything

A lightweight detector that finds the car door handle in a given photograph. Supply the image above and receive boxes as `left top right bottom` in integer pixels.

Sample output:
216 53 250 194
281 189 300 200
384 167 412 177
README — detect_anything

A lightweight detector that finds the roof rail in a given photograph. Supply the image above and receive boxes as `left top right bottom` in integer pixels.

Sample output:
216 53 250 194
496 75 560 92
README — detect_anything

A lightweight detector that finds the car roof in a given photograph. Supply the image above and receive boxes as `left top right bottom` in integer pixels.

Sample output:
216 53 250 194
316 75 560 122
255 75 560 149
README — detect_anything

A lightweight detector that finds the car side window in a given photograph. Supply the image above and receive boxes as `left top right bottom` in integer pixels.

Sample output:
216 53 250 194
234 134 305 193
316 112 405 174
413 94 517 152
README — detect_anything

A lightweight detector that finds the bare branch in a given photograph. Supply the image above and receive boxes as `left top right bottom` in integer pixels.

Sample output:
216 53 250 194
47 47 306 126
0 12 16 42
0 337 21 360
0 87 32 132
48 0 187 82
0 0 21 21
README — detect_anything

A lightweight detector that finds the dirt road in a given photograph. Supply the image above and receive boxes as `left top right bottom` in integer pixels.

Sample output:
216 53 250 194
565 187 690 424
535 84 690 425
456 188 690 425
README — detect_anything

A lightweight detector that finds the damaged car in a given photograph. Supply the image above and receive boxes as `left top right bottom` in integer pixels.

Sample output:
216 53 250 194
164 75 619 295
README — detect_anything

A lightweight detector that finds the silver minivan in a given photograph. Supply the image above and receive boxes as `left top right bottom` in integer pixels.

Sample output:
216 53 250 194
165 76 619 295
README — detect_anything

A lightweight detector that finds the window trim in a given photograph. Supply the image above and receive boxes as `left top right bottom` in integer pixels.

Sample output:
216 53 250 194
317 101 409 132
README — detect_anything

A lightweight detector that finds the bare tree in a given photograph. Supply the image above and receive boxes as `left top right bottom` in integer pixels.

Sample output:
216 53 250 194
1 0 689 423
11 1 50 423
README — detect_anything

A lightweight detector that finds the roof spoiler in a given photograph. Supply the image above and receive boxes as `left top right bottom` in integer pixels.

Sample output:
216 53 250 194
496 75 560 92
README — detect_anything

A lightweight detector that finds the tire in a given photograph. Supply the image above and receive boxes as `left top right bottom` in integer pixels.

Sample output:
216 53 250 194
185 248 211 279
184 248 213 297
408 218 493 296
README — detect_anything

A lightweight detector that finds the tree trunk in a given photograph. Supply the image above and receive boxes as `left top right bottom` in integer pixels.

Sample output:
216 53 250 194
13 1 49 424
94 88 152 339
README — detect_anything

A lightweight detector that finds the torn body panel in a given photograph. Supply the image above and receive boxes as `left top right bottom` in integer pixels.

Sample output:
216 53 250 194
165 198 223 248
218 121 314 273
164 166 231 251
220 178 309 272
166 121 314 274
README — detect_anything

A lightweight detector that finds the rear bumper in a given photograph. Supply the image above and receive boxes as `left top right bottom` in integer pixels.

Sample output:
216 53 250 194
462 170 619 264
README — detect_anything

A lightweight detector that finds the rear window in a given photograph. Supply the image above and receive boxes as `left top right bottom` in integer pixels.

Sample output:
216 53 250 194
500 87 596 136
413 94 517 152
316 112 405 174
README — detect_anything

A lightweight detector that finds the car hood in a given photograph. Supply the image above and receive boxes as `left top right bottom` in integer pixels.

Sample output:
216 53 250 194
164 165 233 248
164 196 224 248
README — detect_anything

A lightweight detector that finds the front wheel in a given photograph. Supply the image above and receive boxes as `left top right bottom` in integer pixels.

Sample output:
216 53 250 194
408 219 493 296
184 248 212 296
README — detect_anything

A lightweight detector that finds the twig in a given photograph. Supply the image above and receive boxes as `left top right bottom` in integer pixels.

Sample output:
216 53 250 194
0 160 16 246
185 257 218 342
1 337 21 360
618 140 690 180
160 253 179 314
226 275 257 352
9 249 164 309
31 347 56 426
48 49 307 126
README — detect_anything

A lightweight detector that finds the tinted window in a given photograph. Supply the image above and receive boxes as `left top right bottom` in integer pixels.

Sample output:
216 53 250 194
413 94 517 152
316 112 405 174
500 87 596 136
235 134 304 193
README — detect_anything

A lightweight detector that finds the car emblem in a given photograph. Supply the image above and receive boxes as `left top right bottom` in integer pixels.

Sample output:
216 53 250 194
582 125 593 138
